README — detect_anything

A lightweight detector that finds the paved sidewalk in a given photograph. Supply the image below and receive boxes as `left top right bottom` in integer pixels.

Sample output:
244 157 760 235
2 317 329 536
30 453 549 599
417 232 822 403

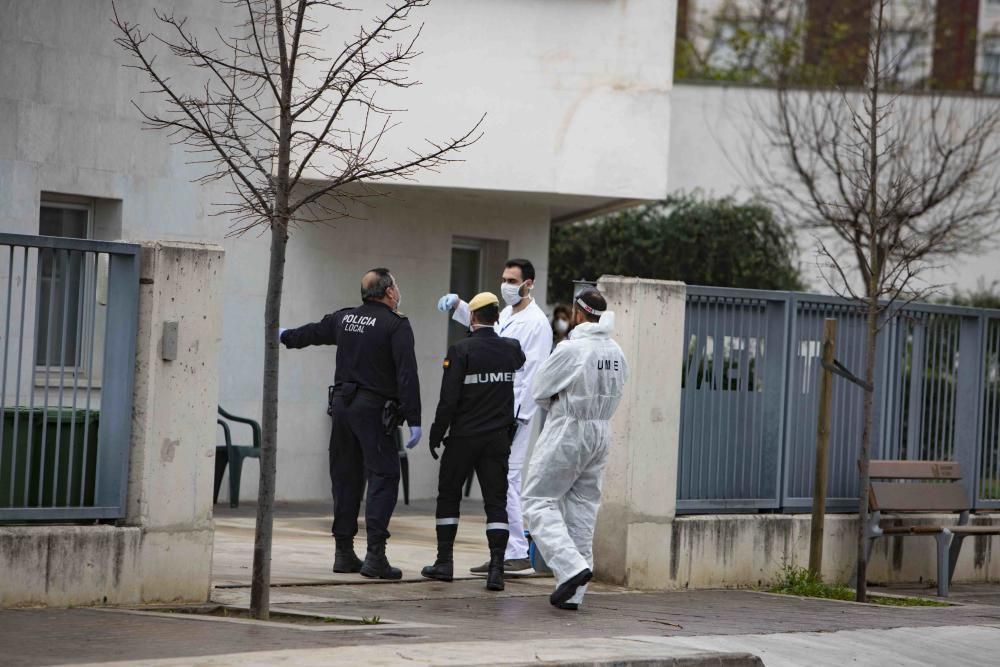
211 500 533 586
63 625 1000 666
5 503 1000 666
6 584 1000 666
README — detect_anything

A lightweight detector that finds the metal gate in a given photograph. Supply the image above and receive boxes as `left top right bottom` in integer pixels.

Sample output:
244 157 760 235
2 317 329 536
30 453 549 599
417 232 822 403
0 233 139 521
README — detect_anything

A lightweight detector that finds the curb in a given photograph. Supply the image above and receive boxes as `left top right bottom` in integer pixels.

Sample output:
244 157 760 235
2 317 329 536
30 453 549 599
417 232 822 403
496 653 763 667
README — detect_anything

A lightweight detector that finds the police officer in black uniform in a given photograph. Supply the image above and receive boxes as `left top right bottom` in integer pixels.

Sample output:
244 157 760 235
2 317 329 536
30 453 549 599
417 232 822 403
421 292 526 591
280 268 420 580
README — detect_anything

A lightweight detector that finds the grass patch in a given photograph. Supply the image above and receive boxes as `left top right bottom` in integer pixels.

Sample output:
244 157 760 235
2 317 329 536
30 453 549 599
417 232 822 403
768 567 948 607
865 595 948 608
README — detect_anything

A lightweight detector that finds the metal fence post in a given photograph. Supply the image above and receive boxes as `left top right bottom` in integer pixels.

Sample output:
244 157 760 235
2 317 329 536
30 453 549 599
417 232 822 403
94 251 140 510
956 315 987 508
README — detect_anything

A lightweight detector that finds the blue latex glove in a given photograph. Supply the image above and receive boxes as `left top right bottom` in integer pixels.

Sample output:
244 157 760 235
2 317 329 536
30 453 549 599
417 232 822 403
278 327 287 344
437 294 459 312
405 425 422 449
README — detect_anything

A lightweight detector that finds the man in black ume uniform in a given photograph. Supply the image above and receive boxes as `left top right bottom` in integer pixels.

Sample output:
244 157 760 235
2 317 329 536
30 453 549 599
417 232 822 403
421 291 526 591
280 268 421 580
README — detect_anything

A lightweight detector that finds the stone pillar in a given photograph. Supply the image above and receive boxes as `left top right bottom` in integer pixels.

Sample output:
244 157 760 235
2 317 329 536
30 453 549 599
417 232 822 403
593 276 686 588
127 241 224 602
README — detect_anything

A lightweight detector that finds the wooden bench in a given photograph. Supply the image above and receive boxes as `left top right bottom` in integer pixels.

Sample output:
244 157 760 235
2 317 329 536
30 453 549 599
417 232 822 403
866 460 1000 597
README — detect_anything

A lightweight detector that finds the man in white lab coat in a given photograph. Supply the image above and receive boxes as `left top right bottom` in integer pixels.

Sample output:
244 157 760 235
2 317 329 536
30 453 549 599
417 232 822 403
437 258 552 574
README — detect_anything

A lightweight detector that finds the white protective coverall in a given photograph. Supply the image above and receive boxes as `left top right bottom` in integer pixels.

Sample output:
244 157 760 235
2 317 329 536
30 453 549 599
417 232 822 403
522 311 628 605
453 297 552 560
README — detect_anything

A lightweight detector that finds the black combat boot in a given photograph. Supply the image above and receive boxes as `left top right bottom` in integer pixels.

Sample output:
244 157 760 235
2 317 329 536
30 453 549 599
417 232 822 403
360 541 403 580
484 525 509 592
421 523 457 582
332 538 363 573
486 548 505 591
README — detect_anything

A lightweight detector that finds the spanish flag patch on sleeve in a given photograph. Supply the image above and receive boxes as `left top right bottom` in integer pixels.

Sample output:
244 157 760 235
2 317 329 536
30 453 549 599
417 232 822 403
443 358 450 369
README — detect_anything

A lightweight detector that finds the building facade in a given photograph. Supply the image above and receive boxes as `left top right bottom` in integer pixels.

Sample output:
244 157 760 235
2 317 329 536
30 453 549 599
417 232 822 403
672 0 1000 293
0 0 676 504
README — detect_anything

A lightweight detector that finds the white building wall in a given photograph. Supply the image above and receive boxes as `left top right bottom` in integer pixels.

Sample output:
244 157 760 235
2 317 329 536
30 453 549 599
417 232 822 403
301 0 676 201
222 187 551 502
0 1 235 241
668 82 1000 294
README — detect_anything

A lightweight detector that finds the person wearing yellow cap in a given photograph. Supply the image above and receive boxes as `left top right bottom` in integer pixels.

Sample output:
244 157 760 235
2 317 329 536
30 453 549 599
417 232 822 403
437 259 552 575
422 292 526 591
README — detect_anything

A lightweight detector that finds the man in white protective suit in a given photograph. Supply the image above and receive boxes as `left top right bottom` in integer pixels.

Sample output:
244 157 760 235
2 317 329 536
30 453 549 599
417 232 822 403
522 287 629 610
437 258 551 575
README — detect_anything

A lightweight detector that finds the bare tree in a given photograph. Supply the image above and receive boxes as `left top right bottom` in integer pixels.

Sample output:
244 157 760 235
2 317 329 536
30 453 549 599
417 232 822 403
112 0 481 619
751 0 1000 601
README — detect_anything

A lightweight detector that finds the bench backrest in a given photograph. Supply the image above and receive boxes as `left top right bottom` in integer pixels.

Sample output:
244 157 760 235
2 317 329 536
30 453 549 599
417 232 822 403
868 460 970 513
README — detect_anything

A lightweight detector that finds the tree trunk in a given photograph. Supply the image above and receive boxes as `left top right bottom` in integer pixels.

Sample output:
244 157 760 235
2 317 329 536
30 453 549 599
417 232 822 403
856 300 878 602
856 0 885 605
250 221 289 620
809 318 837 577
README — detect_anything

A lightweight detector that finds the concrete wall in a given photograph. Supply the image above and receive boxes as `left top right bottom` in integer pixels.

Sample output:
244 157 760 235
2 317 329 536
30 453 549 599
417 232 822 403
0 0 237 241
594 276 687 589
668 514 1000 590
224 186 552 503
301 0 676 201
126 241 224 602
668 82 1000 294
1 242 224 607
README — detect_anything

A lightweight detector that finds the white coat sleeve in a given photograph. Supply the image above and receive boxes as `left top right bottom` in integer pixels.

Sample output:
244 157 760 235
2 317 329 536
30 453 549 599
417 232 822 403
513 316 553 421
531 343 581 411
451 300 471 328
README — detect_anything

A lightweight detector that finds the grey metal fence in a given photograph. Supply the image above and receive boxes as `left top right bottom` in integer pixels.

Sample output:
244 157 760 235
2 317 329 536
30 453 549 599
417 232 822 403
0 233 139 522
678 288 788 511
678 286 1000 514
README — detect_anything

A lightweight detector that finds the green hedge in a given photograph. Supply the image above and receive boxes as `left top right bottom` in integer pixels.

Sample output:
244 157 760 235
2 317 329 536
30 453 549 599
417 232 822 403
548 193 804 304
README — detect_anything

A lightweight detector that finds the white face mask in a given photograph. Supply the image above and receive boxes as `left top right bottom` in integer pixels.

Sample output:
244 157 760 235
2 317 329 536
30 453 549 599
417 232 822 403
392 285 401 309
500 281 525 306
554 318 569 334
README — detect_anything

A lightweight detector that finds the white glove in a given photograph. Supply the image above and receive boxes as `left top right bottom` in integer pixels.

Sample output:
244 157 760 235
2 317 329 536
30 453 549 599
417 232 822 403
278 327 287 344
437 294 459 312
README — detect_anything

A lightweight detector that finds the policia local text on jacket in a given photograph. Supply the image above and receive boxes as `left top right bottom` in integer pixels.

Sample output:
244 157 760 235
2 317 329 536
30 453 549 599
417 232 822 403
280 297 420 579
422 322 525 591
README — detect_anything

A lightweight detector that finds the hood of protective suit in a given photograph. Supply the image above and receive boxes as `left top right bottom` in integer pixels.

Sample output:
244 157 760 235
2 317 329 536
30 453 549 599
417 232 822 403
569 311 615 340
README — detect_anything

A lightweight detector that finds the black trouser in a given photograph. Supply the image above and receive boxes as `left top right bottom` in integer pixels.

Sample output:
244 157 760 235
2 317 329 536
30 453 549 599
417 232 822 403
436 427 510 526
329 392 400 545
